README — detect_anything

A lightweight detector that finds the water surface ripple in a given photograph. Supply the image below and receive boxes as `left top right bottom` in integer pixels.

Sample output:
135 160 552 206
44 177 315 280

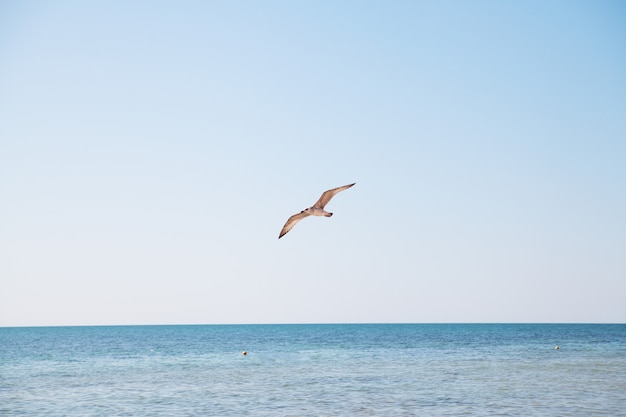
1 324 625 416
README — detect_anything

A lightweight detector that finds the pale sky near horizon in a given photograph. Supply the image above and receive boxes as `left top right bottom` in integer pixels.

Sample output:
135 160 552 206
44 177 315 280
1 1 625 327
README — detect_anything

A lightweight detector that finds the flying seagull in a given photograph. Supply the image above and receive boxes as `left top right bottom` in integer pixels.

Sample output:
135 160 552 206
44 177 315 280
278 183 356 239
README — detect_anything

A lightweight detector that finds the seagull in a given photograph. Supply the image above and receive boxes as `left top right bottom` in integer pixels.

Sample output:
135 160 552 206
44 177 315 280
278 183 356 239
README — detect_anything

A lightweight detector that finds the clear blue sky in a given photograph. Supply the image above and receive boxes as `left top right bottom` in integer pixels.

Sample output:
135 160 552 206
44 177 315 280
1 0 625 326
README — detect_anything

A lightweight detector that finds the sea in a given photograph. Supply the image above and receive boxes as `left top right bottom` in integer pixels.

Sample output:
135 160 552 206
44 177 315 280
1 324 625 416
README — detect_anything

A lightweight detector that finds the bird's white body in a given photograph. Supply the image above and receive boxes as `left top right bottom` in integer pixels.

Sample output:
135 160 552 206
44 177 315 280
278 183 355 238
304 207 332 217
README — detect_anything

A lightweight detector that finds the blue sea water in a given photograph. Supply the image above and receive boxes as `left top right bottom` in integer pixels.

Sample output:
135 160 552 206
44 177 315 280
1 324 625 416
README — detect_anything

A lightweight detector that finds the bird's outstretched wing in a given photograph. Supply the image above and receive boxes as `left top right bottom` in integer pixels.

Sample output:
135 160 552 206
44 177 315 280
313 183 356 209
279 211 311 239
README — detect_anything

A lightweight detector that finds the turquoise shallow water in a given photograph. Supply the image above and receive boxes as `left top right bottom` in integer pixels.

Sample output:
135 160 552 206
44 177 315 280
1 324 625 416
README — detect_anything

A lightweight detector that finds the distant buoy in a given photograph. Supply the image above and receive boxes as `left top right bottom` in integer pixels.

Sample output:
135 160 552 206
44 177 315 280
555 345 559 350
242 351 247 356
